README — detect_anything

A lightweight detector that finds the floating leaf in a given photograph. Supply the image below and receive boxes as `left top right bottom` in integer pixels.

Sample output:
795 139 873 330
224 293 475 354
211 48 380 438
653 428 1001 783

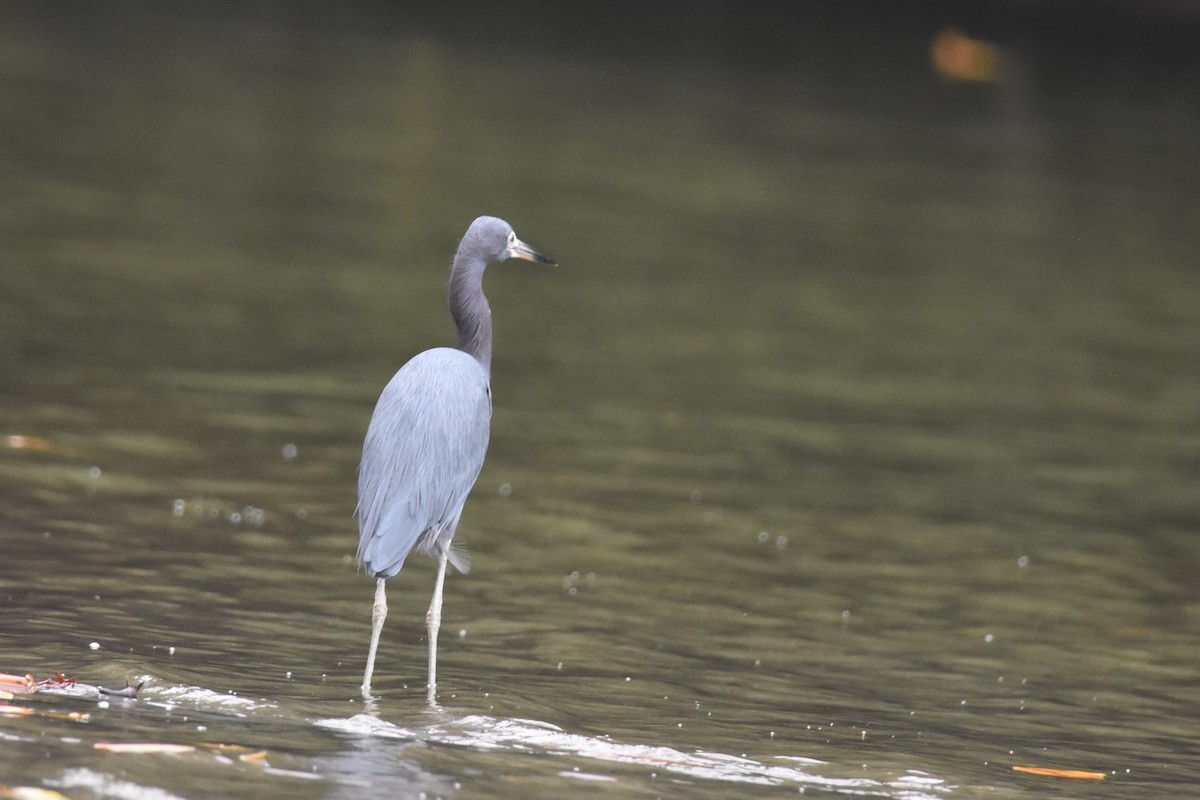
194 743 270 762
0 674 34 693
1 787 74 799
3 435 54 452
0 705 34 716
1013 765 1106 780
0 703 87 723
199 743 251 752
94 742 196 754
930 28 998 82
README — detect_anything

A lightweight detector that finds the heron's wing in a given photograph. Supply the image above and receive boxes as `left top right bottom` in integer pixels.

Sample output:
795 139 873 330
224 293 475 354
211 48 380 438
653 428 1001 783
357 348 491 578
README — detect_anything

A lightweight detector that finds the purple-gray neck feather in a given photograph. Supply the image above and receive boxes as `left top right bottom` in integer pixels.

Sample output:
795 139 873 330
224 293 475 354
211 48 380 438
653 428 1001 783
449 248 492 377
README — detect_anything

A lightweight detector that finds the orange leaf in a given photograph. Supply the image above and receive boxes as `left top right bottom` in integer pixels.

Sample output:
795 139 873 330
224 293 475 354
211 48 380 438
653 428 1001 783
0 674 35 692
0 704 34 716
1013 765 1106 780
4 435 53 452
930 28 999 83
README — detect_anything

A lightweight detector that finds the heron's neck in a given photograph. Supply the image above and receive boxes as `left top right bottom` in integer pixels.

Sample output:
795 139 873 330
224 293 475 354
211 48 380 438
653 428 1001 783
449 252 492 377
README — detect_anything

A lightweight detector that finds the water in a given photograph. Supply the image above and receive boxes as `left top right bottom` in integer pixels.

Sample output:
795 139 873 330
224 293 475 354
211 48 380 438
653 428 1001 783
2 3 1199 798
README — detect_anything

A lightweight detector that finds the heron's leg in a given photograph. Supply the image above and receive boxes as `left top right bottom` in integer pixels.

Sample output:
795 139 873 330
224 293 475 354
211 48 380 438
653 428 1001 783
425 549 450 705
361 577 387 699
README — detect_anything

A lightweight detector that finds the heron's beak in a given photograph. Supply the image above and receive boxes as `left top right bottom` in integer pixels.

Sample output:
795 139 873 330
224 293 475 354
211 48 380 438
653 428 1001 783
507 238 556 266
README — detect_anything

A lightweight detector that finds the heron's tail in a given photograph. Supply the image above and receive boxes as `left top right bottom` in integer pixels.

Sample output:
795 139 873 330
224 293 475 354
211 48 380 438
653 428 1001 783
447 542 471 574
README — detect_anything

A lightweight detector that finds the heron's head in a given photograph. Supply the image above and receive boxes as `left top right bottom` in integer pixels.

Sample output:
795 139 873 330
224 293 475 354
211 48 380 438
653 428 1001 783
465 216 556 266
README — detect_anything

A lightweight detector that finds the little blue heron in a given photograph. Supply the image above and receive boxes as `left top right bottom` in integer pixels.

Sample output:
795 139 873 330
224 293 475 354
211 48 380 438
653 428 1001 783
356 215 555 702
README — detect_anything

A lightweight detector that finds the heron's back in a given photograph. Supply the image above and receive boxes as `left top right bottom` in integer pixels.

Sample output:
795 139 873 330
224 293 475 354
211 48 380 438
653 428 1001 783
357 347 492 578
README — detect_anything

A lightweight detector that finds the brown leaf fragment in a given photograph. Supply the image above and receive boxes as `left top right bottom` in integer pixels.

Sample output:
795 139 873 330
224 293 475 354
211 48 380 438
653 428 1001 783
35 673 76 690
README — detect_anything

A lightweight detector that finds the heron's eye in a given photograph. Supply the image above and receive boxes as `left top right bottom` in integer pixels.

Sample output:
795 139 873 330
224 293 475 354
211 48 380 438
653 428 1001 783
507 232 517 247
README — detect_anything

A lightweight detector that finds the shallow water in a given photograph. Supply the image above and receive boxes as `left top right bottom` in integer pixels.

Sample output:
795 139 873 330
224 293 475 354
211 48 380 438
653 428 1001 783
2 3 1199 798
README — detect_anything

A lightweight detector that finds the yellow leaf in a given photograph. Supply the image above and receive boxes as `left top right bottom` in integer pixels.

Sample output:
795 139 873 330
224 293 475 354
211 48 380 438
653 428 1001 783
1013 765 1106 780
94 742 196 754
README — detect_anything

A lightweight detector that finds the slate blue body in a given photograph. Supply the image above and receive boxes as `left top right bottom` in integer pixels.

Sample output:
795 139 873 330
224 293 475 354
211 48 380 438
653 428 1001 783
357 347 490 578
